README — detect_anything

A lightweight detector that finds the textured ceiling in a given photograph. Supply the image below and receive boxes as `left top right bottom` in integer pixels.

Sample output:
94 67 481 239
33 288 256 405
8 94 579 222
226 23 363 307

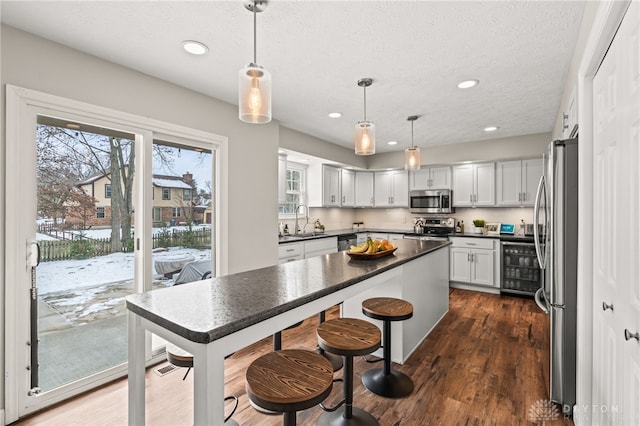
1 1 585 153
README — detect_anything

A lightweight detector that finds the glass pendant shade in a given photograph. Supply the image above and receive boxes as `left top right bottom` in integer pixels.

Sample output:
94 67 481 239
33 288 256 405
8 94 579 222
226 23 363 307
354 120 376 155
239 64 272 124
405 146 421 170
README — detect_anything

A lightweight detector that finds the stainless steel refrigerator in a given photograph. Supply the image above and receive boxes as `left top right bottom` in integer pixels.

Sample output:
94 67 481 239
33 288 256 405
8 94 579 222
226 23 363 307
533 138 578 416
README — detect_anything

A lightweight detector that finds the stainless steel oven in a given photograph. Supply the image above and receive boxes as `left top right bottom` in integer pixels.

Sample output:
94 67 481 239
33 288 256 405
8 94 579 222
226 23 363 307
409 189 454 214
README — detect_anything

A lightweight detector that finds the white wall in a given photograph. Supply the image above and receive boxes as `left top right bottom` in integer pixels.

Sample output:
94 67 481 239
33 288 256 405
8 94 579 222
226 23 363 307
1 24 282 411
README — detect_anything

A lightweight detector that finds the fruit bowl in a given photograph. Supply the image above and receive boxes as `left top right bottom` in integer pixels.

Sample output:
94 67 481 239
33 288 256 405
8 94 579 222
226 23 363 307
346 247 397 260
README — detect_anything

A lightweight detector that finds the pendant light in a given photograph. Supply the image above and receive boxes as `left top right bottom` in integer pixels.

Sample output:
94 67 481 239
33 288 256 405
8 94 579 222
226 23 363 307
405 115 421 171
239 0 271 124
354 78 375 155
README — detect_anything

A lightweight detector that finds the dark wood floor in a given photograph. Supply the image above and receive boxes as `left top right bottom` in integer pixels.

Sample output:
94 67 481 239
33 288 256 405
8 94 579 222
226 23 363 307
15 289 573 425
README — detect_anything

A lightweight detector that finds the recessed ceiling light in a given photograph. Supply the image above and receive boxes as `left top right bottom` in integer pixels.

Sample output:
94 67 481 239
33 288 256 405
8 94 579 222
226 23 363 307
182 40 208 55
484 126 499 132
387 141 398 145
328 112 342 118
66 123 81 129
458 79 479 89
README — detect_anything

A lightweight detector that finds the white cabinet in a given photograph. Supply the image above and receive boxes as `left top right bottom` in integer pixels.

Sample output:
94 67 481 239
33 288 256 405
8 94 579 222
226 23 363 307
496 159 542 207
374 170 408 207
304 237 338 258
409 166 452 190
278 154 287 205
278 237 338 264
278 242 304 263
449 237 498 289
340 169 355 207
452 162 495 207
563 86 577 139
322 165 341 207
355 171 374 207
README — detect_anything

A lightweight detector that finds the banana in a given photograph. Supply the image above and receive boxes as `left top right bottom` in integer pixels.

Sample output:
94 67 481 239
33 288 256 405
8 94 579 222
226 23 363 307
348 242 368 254
365 240 376 254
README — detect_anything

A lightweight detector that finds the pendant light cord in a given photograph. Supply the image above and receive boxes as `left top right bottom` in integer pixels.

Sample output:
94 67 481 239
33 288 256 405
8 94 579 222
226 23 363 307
253 0 257 64
411 119 414 148
363 85 367 121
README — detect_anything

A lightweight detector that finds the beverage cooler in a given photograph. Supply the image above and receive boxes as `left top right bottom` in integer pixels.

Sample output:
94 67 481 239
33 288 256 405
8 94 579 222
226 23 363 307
501 242 540 296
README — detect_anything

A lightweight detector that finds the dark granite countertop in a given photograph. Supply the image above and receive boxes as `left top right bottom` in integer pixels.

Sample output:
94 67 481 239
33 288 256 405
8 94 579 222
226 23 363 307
279 228 534 243
126 239 450 344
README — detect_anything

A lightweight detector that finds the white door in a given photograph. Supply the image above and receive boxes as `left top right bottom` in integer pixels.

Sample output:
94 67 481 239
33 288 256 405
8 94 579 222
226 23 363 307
322 165 340 206
450 248 471 282
496 160 522 206
4 87 221 422
470 249 494 286
429 166 451 189
409 168 431 190
355 171 374 207
374 171 392 206
390 170 408 206
473 162 495 206
452 164 474 206
341 169 355 207
521 158 543 206
591 2 639 424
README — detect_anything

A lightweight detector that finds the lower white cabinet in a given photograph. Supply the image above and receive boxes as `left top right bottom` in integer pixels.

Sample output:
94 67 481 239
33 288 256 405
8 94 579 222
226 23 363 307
278 237 338 264
304 237 338 258
449 237 498 290
278 242 304 263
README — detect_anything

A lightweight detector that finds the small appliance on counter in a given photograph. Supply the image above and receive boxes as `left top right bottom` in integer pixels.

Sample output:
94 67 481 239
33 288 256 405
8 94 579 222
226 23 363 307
500 223 515 235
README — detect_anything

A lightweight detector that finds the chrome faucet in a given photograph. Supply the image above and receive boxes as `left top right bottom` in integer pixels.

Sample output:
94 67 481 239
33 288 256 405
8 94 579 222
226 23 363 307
294 204 308 235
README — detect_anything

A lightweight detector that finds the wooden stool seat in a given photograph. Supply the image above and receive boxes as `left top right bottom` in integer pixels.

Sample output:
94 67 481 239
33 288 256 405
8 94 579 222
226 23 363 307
246 349 333 425
317 317 381 356
362 297 413 321
316 318 381 426
362 297 414 399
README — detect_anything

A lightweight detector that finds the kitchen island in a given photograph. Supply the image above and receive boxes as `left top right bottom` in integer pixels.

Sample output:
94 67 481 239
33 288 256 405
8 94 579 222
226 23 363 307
126 239 450 425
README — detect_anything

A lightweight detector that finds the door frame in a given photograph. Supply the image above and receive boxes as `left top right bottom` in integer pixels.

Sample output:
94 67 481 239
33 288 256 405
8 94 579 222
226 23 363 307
575 1 631 424
4 85 228 422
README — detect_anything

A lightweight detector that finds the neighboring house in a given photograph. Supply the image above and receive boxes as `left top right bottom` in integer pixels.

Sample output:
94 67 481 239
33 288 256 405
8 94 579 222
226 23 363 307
67 171 209 227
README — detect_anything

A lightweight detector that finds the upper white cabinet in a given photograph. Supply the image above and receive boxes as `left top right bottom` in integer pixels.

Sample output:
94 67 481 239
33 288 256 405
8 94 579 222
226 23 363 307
452 162 495 207
322 165 341 207
340 169 355 207
409 166 452 190
496 158 542 207
278 154 287 205
374 170 408 207
562 86 577 139
355 171 374 207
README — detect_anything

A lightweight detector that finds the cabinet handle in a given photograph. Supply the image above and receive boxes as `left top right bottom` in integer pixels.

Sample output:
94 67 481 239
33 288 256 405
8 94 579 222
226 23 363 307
342 195 345 203
518 192 522 202
624 329 639 342
602 302 614 312
470 194 473 203
286 248 295 252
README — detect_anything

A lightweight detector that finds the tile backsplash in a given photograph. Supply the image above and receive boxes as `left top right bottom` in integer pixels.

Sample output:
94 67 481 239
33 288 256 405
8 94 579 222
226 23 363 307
280 207 533 234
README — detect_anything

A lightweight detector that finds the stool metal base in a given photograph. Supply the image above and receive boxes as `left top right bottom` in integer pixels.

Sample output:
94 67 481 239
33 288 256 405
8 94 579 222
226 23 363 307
225 419 239 426
362 368 414 398
317 407 379 426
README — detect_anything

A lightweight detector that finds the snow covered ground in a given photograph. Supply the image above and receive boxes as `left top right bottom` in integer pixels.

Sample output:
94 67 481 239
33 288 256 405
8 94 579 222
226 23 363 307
35 225 212 325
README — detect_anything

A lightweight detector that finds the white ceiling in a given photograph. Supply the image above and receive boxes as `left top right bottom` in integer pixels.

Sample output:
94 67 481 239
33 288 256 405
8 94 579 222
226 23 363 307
1 1 585 153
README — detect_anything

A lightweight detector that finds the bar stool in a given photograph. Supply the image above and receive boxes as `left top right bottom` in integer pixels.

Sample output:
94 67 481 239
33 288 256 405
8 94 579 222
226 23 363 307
316 317 381 425
361 297 414 398
246 349 334 426
316 310 343 372
165 344 239 425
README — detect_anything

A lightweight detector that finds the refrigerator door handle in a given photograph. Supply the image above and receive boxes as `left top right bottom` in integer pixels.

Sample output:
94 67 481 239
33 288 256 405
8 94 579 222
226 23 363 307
535 287 550 314
533 175 547 269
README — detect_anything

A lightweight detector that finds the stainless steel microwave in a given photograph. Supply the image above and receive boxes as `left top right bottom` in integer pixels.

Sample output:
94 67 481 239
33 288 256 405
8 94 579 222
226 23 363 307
409 189 454 214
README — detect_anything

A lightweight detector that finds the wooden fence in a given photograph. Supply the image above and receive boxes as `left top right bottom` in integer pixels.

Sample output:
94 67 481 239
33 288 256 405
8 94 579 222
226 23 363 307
38 228 211 262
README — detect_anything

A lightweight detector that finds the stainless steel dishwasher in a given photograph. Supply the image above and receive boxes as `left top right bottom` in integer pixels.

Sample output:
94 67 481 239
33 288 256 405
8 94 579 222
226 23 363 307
337 234 358 251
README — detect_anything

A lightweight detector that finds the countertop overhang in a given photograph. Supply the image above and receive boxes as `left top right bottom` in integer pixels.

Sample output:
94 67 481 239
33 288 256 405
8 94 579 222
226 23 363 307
126 239 450 344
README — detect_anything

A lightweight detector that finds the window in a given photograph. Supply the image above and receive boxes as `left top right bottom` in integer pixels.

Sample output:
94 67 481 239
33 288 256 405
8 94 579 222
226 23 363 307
172 207 181 218
162 188 170 200
183 188 191 201
96 207 105 219
279 162 306 215
105 184 111 198
152 207 161 222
